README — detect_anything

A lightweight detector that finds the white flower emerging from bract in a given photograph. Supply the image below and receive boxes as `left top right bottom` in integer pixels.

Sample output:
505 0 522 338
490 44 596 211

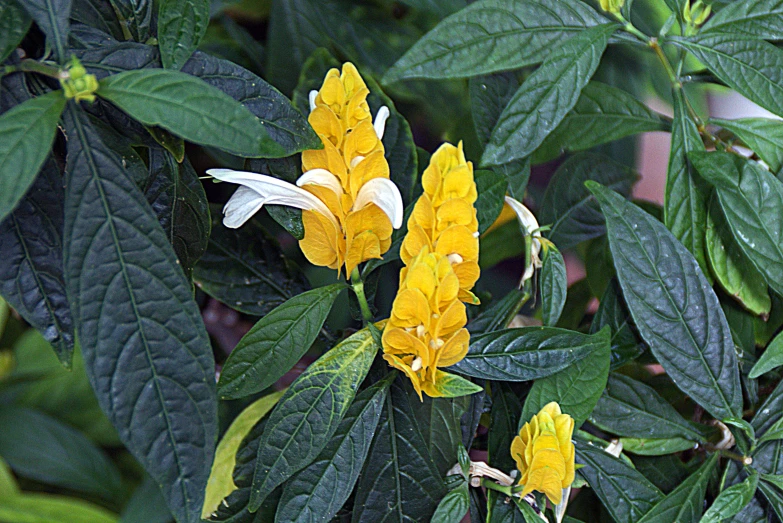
504 196 543 284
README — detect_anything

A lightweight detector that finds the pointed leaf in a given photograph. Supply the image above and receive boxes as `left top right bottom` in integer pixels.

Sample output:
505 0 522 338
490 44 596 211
158 0 209 70
540 242 567 327
475 169 507 234
431 484 470 523
63 106 217 523
488 382 522 472
218 284 345 399
0 493 117 523
590 280 645 369
18 0 71 62
701 0 783 40
750 330 783 378
619 437 695 456
711 117 783 173
468 288 528 334
587 181 742 421
0 1 31 63
701 470 758 523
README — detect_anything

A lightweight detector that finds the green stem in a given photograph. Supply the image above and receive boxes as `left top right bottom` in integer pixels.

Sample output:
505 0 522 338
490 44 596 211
350 268 373 323
3 59 67 80
718 449 753 466
481 478 515 497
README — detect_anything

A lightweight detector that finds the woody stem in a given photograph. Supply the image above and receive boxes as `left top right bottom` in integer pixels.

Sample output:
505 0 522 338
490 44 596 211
350 268 373 323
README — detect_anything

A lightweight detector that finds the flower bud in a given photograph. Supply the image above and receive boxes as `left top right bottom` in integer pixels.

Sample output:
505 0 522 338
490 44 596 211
683 0 711 26
599 0 624 14
60 57 99 103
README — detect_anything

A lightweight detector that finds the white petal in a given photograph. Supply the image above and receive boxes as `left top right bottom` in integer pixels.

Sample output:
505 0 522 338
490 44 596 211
223 186 266 228
207 168 338 229
373 106 390 140
309 90 318 112
296 168 343 196
504 196 541 237
353 177 404 229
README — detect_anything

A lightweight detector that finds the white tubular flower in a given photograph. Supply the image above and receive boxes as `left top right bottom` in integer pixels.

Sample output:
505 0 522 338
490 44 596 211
504 196 543 283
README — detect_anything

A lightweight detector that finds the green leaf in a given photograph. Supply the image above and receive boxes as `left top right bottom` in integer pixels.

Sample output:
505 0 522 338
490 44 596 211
533 81 667 164
753 380 783 435
0 91 66 224
18 0 70 62
619 437 696 456
62 106 217 523
587 181 743 421
98 69 286 158
701 470 758 523
706 197 771 317
690 152 783 298
218 284 345 399
479 219 524 269
574 439 664 523
468 288 528 334
540 241 567 327
429 370 484 398
758 479 783 521
383 0 608 83
475 169 507 235
481 24 617 166
750 330 783 378
636 453 718 523
488 382 522 472
761 473 783 491
193 211 308 316
0 1 31 63
664 89 710 282
0 405 122 501
431 484 470 523
590 279 645 369
202 392 283 519
0 493 117 523
520 327 610 428
672 35 783 118
109 0 152 42
0 456 18 497
701 0 783 40
248 326 378 510
352 376 447 522
757 416 783 444
712 117 783 173
591 374 708 442
120 476 170 523
275 378 389 523
540 153 638 250
452 326 609 381
158 0 209 70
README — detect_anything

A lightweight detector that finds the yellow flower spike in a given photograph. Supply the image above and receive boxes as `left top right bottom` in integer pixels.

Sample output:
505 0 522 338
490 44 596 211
207 62 403 277
511 402 576 506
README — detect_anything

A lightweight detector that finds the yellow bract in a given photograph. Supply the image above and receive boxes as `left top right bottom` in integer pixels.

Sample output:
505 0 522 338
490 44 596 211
299 63 392 276
382 247 470 400
511 402 575 505
401 142 480 304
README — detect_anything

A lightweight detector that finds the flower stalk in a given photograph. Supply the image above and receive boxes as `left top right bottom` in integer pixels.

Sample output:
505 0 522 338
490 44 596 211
350 268 373 323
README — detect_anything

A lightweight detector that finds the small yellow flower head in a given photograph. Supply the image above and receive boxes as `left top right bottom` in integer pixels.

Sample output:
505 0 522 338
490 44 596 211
511 402 575 505
599 0 624 14
401 142 480 304
382 247 470 399
683 0 711 26
60 57 99 103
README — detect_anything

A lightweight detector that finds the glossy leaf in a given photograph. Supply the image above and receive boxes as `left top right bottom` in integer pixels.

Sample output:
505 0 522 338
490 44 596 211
248 326 378 510
540 153 638 250
110 0 151 42
758 479 783 521
0 493 117 523
431 484 470 523
0 91 66 224
712 117 783 173
98 69 286 158
18 0 71 61
218 284 345 399
275 378 389 523
750 330 783 378
574 439 664 523
587 181 742 421
0 1 31 63
452 327 609 382
691 152 783 297
62 106 217 523
468 288 528 334
482 24 617 166
540 241 567 327
590 280 645 369
384 0 608 82
701 0 783 40
488 382 522 472
158 0 209 70
619 437 695 456
474 169 507 235
701 470 758 523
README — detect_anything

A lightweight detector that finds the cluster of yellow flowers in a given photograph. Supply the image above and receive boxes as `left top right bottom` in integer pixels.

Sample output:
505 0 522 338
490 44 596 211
382 143 480 399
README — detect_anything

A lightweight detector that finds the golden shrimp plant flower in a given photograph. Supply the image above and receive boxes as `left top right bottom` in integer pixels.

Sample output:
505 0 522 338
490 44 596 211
511 402 575 505
207 62 403 277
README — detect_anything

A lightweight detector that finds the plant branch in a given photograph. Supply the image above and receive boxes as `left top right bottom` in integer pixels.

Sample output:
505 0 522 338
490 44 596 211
350 268 373 323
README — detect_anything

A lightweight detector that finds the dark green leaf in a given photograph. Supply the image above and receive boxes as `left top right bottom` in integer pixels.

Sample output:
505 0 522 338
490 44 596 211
701 470 758 523
0 1 31 63
0 405 122 501
384 0 608 83
276 378 389 523
587 181 742 421
479 219 524 270
0 158 74 365
753 380 783 435
475 169 507 235
520 327 610 427
193 211 308 316
248 327 378 510
701 0 783 40
488 382 522 472
19 0 71 62
540 242 566 327
672 35 783 118
468 288 528 334
0 91 66 223
540 153 637 250
408 393 470 476
452 326 609 381
352 376 447 523
574 439 664 523
591 374 708 442
555 278 592 330
62 106 217 523
110 0 152 42
590 279 645 369
158 0 209 70
690 152 783 298
758 479 783 521
119 476 171 523
533 82 666 164
712 117 783 173
632 455 690 493
396 0 466 17
69 1 123 41
98 69 286 158
750 330 783 378
432 484 470 523
663 89 710 280
481 24 617 166
218 284 345 399
144 149 210 278
636 454 718 523
619 437 695 456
